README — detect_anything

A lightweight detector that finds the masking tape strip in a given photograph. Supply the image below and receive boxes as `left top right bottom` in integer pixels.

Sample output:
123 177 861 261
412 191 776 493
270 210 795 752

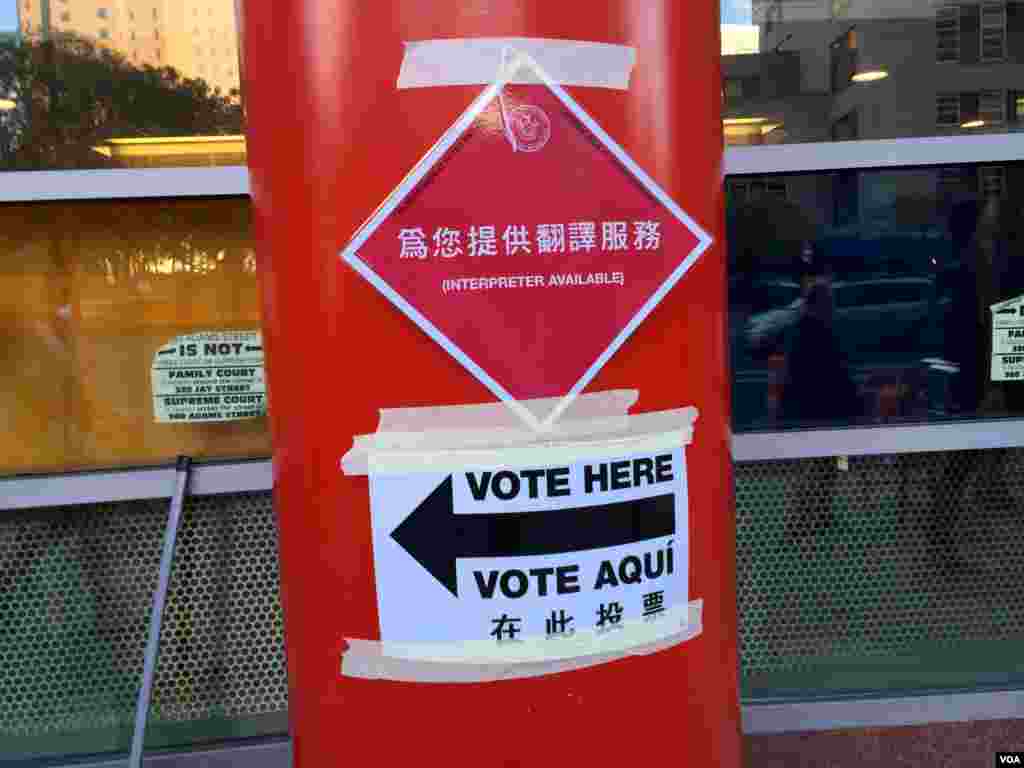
341 600 702 683
342 404 698 476
364 429 690 476
350 414 633 459
397 37 637 91
377 389 639 432
345 410 697 474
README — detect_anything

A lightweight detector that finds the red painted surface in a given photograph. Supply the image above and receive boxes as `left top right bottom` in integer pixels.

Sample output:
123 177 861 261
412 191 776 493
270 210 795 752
242 2 740 766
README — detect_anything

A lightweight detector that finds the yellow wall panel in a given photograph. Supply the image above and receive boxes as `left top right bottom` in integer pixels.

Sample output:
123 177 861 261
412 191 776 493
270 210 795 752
0 198 270 474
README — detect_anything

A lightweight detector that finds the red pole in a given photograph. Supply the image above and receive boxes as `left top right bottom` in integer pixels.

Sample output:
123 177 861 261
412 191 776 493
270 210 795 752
243 3 740 766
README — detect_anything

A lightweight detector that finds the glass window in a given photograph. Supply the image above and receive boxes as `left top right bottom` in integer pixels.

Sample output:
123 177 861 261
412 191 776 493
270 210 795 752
0 198 267 476
979 88 1006 123
729 161 1024 432
722 0 1024 145
937 92 961 126
936 5 961 62
982 0 1008 60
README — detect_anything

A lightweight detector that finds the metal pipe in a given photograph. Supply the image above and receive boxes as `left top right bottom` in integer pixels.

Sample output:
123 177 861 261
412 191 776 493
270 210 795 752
129 455 193 768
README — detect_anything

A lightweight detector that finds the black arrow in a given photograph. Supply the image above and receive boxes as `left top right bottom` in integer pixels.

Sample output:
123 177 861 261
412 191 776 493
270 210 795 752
391 476 675 597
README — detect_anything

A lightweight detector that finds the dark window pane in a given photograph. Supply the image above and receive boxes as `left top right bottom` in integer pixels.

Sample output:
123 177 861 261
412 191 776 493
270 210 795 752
728 161 1024 430
961 3 982 64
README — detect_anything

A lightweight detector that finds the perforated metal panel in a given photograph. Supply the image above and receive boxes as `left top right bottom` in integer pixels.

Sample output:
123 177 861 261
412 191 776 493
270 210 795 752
4 449 1024 760
0 492 287 757
736 448 1024 691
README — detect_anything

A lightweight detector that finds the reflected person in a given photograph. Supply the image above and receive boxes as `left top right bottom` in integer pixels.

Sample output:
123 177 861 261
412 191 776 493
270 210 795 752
779 278 860 426
780 276 860 538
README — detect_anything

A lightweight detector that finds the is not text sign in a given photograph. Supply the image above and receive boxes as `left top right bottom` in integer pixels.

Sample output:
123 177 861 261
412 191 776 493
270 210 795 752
151 331 267 423
991 295 1024 381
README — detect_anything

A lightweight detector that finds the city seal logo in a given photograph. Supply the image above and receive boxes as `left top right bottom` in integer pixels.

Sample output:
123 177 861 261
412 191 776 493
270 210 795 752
509 105 551 153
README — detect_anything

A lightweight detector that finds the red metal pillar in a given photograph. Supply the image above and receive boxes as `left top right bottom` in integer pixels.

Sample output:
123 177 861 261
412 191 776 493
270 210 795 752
243 3 740 766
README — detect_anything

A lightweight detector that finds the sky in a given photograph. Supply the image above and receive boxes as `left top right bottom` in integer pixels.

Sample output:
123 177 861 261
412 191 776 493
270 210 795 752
0 2 16 32
721 0 753 25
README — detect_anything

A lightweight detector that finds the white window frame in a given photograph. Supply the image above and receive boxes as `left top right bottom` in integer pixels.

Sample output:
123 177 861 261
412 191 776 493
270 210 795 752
0 131 1010 490
0 131 1023 739
0 132 1019 487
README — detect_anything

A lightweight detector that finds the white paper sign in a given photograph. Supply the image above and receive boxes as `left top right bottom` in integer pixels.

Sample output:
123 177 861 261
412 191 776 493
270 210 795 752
991 295 1024 381
368 441 689 662
151 331 266 423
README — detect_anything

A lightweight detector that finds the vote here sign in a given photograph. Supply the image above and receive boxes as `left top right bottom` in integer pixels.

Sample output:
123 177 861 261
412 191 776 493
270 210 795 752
364 433 692 668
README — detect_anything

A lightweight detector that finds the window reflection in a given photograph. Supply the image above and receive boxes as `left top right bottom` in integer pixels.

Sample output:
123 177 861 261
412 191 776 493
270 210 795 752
728 162 1024 430
0 0 243 170
0 198 267 475
721 0 1024 144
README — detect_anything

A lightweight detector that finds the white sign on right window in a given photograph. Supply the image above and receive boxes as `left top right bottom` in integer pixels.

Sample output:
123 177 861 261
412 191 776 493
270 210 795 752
991 294 1024 381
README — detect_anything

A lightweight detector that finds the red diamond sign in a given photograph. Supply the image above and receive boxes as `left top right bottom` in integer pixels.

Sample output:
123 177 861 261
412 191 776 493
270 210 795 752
341 56 711 428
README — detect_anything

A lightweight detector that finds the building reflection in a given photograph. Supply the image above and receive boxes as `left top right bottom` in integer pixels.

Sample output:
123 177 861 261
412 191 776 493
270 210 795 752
723 0 1024 145
16 0 240 97
723 1 1024 430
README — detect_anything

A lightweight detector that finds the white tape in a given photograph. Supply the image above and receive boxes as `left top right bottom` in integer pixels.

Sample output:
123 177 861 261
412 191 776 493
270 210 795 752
377 389 638 432
341 600 702 683
366 429 688 475
341 402 698 476
397 37 637 91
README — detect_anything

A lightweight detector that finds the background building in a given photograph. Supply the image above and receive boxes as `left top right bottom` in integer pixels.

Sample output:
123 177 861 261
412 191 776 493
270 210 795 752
16 0 240 96
725 0 1024 226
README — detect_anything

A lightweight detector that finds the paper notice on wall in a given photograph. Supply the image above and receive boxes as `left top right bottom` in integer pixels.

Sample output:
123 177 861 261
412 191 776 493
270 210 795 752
366 443 689 661
338 404 701 679
991 295 1024 381
151 331 267 423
